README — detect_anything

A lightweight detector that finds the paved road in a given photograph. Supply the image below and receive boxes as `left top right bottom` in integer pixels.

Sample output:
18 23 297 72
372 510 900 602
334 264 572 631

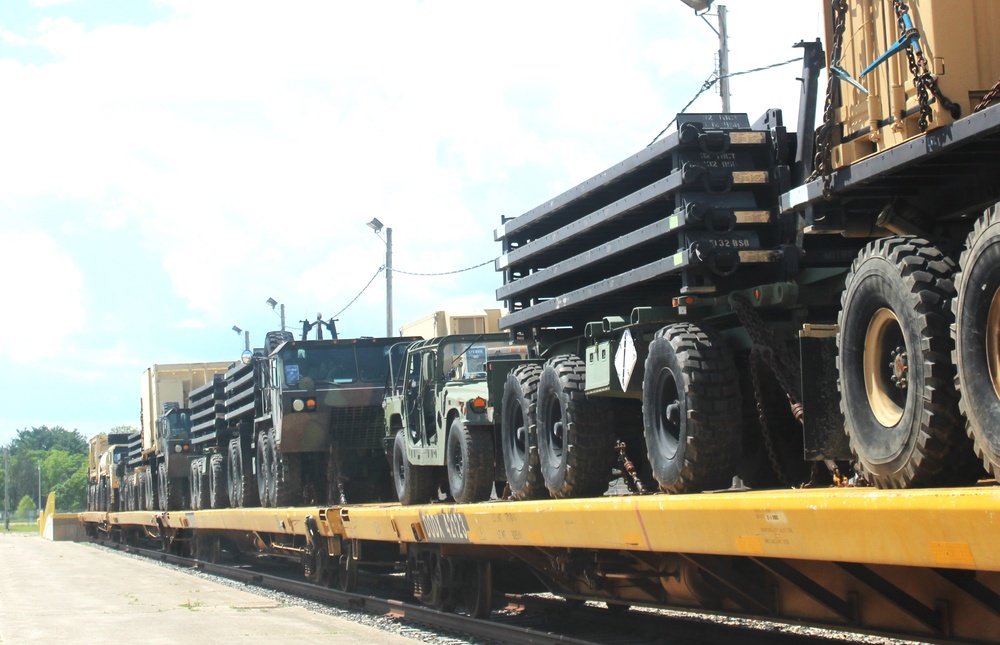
0 532 420 644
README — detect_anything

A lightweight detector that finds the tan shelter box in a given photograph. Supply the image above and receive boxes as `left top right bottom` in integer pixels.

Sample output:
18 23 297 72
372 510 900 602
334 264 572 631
826 0 1000 168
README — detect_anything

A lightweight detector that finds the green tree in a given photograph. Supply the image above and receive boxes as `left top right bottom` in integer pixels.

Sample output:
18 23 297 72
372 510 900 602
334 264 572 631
10 426 87 454
15 494 36 520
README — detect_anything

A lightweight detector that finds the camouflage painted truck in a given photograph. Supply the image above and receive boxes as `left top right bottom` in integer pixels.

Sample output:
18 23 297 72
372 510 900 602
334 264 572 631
187 332 416 509
385 333 528 504
86 432 130 512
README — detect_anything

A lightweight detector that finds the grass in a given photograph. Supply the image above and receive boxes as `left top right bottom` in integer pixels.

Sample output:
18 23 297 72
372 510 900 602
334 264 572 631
2 522 39 534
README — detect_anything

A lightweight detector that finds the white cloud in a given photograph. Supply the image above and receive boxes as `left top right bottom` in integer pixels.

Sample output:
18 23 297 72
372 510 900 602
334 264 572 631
0 230 85 362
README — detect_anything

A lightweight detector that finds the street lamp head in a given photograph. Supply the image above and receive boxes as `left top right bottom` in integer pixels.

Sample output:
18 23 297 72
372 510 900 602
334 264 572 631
680 0 713 12
366 217 384 233
232 325 243 334
266 297 278 308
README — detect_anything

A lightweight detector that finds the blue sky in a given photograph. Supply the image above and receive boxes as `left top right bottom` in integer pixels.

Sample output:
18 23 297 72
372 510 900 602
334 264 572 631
0 1 821 444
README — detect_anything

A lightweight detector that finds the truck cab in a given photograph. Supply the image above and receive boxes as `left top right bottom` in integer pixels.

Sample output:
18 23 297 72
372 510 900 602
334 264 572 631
385 333 528 504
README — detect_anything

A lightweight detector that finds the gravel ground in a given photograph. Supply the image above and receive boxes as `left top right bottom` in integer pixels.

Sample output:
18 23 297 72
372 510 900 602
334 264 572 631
86 541 486 645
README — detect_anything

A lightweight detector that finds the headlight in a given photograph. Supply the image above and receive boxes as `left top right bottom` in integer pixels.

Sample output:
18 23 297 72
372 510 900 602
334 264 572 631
292 398 305 412
174 445 181 453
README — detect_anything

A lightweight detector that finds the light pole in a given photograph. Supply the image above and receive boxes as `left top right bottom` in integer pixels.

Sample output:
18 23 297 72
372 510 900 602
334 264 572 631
4 447 9 530
232 325 250 351
37 461 42 520
366 218 393 337
266 297 286 332
680 0 730 113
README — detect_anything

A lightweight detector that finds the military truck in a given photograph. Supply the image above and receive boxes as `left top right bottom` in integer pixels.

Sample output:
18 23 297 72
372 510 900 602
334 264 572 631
385 333 529 504
122 362 231 511
86 432 129 512
187 332 417 509
429 0 1000 501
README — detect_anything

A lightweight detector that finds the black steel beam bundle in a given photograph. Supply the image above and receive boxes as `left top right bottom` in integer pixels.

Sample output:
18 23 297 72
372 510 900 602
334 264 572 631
189 376 226 447
496 113 793 340
224 361 256 423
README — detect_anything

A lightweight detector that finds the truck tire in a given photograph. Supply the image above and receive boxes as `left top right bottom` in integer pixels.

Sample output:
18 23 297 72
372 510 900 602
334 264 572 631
272 430 302 507
446 418 493 503
228 438 259 508
838 236 968 488
643 323 742 493
266 331 294 354
257 431 275 507
537 355 613 498
392 431 436 505
954 206 1000 480
149 469 159 510
501 364 547 500
190 461 209 511
157 467 168 511
209 453 229 509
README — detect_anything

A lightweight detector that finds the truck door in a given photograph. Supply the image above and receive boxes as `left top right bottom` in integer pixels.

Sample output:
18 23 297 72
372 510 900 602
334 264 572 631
422 351 437 442
406 352 423 444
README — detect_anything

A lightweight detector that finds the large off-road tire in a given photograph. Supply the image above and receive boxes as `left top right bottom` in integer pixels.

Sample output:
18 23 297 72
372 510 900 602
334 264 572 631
209 453 229 509
838 236 968 488
501 364 547 500
190 462 209 511
643 323 742 493
266 331 294 354
536 355 613 498
445 418 493 504
228 438 259 508
392 431 436 505
157 467 168 511
157 466 184 511
954 206 1000 480
273 431 302 508
137 475 145 511
257 431 275 507
147 469 159 510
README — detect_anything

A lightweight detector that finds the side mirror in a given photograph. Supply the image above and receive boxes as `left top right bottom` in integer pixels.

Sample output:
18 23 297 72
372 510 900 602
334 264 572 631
241 349 253 364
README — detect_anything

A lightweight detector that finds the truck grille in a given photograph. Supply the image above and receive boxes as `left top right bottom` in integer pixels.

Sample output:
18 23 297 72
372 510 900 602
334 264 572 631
331 406 385 450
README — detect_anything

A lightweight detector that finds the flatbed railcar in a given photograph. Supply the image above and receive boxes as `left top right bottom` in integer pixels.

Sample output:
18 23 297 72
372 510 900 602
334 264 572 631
79 483 1000 643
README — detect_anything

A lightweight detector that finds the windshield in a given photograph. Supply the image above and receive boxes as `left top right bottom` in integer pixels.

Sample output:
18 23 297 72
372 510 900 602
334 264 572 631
280 344 407 388
443 340 528 380
112 446 128 464
160 409 191 440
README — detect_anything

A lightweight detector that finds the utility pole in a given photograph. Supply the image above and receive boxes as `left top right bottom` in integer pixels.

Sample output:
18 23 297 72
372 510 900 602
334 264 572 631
718 5 730 113
680 1 730 113
4 448 9 531
366 218 394 337
37 461 42 520
385 227 393 337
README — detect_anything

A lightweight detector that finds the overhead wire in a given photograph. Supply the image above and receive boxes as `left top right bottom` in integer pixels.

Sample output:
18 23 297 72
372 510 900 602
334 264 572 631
333 58 804 318
329 256 498 318
647 56 805 147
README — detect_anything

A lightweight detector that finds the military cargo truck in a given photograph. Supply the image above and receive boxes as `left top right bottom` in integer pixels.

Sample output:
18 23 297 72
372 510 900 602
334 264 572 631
187 333 417 509
476 0 1000 499
87 432 129 512
123 362 231 511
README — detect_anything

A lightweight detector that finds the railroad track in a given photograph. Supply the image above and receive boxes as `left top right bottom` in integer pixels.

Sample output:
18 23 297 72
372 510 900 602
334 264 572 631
87 538 911 645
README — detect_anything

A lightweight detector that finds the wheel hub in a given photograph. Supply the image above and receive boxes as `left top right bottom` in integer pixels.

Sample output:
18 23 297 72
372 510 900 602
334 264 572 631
889 346 908 389
864 308 906 427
